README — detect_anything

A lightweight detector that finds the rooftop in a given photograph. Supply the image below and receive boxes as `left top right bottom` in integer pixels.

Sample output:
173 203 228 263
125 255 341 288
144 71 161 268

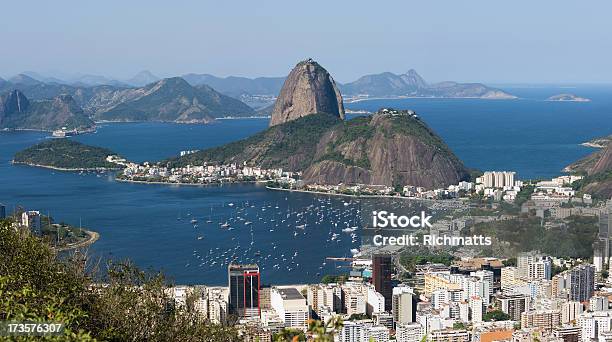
276 287 304 300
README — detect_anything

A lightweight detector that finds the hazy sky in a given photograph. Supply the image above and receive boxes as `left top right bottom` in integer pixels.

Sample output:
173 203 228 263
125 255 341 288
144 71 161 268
1 0 611 83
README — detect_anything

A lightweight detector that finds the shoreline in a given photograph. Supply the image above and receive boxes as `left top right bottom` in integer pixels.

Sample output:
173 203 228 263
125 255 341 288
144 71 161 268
54 229 100 252
265 186 459 203
115 177 266 187
12 161 122 172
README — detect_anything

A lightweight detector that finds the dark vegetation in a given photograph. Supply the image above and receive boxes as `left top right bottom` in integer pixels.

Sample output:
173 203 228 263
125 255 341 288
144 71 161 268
0 219 239 341
470 215 598 258
13 139 122 170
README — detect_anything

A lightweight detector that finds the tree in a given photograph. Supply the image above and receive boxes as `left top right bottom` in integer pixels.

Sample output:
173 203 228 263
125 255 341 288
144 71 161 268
0 219 239 341
307 316 343 342
453 322 466 330
483 310 511 322
273 328 306 342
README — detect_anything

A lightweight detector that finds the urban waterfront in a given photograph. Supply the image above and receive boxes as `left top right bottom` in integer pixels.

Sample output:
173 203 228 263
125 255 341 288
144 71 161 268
1 86 611 285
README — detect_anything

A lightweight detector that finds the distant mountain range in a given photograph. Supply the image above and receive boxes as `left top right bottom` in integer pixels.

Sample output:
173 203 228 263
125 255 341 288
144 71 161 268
179 69 516 106
91 77 253 123
0 90 93 130
340 69 515 99
0 67 516 130
0 75 254 129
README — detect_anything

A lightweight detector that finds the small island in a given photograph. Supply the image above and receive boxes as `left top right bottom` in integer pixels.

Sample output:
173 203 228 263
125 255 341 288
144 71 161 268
13 138 126 171
546 93 591 102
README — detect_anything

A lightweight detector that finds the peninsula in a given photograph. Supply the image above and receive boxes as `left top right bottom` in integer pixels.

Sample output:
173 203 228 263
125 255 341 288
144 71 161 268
13 138 126 171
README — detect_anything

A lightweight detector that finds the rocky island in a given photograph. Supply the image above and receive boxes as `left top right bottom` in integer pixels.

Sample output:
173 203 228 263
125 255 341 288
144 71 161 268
167 59 471 189
340 69 516 100
546 93 591 102
13 139 125 171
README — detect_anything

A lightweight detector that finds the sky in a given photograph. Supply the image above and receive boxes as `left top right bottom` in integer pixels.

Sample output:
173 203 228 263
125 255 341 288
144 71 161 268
1 0 611 84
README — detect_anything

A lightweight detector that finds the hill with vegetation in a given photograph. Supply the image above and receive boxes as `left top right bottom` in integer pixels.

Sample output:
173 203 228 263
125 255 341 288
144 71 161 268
302 109 470 188
13 139 123 170
168 112 343 171
566 138 612 198
92 77 255 123
169 109 470 189
0 90 94 130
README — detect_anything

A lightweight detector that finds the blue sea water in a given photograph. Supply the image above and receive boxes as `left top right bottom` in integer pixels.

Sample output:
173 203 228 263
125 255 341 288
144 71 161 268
0 85 610 285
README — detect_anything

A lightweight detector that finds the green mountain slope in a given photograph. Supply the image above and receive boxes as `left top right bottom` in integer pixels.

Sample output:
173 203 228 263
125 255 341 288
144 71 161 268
13 139 122 169
0 90 94 130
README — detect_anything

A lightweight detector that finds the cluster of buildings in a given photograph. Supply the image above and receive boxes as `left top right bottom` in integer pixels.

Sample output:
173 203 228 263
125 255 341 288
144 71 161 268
1 204 43 235
161 244 612 342
301 181 474 200
474 171 523 202
117 159 298 185
529 175 587 205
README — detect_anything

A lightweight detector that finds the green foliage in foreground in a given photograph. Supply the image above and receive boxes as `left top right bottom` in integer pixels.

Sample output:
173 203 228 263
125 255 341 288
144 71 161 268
0 219 239 341
13 139 122 170
1 219 345 341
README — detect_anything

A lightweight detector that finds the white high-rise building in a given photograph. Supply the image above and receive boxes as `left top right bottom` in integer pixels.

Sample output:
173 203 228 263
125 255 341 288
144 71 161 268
470 270 494 296
504 172 516 188
502 267 523 290
366 325 390 342
562 301 584 324
307 284 341 315
528 257 552 281
338 321 366 342
494 172 505 189
366 287 386 316
469 296 484 323
21 210 41 234
578 311 612 341
459 301 470 323
590 296 610 312
392 286 416 327
270 288 309 331
343 286 367 316
518 251 551 281
464 278 490 306
483 172 495 188
396 322 425 342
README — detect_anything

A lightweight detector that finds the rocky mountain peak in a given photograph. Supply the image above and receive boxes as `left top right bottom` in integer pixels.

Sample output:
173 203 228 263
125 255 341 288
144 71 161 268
400 69 428 89
2 89 30 114
269 59 344 127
